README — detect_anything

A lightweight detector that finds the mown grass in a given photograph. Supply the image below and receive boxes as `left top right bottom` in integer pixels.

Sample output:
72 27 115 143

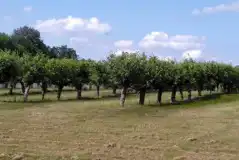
1 89 239 159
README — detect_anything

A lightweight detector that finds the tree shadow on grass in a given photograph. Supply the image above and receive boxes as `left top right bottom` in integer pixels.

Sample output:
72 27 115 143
148 92 239 109
0 89 76 96
0 93 122 104
113 93 239 118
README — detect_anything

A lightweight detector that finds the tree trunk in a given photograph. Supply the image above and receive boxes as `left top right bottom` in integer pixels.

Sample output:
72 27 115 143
96 85 100 98
120 86 127 107
187 83 192 101
20 81 25 93
179 86 184 100
139 87 146 105
197 84 202 97
89 84 92 90
9 86 13 95
171 85 177 103
57 85 63 100
198 90 202 97
4 82 8 89
223 84 227 93
157 88 163 104
216 83 220 92
9 81 14 95
76 89 82 100
76 84 82 100
24 85 30 102
112 87 117 94
41 82 47 100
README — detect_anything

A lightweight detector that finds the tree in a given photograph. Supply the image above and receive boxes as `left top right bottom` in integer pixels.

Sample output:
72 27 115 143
12 26 49 56
0 33 12 51
21 54 48 101
0 51 22 95
70 59 90 99
90 60 109 98
49 45 78 59
46 58 73 100
180 59 196 100
193 62 206 96
107 52 148 106
147 57 173 104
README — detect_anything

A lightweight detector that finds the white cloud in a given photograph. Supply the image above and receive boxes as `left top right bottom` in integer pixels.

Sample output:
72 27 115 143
139 31 205 51
182 50 202 59
24 6 32 12
35 16 111 34
192 1 239 15
114 40 133 48
161 56 174 61
114 49 140 55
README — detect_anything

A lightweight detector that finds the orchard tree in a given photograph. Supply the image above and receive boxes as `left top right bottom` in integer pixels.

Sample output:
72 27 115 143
107 52 148 106
147 57 173 104
180 59 196 100
46 58 72 100
90 60 109 98
70 59 90 99
21 54 48 101
204 62 220 94
0 51 22 95
219 63 235 93
193 62 206 96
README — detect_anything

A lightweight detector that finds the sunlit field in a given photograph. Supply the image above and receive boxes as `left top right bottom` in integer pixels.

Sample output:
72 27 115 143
1 89 239 159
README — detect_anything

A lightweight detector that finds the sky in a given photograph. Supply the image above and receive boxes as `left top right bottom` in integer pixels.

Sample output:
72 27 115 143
1 0 239 64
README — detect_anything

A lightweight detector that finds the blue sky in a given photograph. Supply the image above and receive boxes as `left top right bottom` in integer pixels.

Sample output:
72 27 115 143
1 0 239 64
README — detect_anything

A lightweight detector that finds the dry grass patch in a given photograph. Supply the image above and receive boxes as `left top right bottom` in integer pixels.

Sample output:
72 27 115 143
1 93 239 159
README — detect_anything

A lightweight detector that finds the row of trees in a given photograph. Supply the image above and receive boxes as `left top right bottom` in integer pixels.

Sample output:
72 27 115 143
0 51 238 106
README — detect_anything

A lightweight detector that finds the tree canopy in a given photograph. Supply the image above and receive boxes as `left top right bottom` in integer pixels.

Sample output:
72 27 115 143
0 25 239 106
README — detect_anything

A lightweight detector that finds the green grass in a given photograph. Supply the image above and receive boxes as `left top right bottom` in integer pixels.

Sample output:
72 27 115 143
1 89 239 159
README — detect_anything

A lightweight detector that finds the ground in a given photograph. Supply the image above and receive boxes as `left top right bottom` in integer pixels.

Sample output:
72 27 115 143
1 89 239 159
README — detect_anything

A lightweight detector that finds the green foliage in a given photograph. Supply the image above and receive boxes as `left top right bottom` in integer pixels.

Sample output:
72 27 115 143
12 26 49 56
90 60 109 87
49 45 78 59
0 51 21 83
70 59 90 89
21 54 48 86
147 56 175 88
107 52 148 89
45 58 73 87
0 33 12 51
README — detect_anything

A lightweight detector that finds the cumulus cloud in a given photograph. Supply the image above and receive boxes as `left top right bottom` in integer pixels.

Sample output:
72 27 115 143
35 16 111 34
114 49 140 55
192 1 239 15
24 6 32 12
114 40 133 48
157 56 175 61
182 50 202 60
139 31 205 51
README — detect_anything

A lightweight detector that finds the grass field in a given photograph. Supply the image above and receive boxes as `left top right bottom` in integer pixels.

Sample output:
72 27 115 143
1 89 239 159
